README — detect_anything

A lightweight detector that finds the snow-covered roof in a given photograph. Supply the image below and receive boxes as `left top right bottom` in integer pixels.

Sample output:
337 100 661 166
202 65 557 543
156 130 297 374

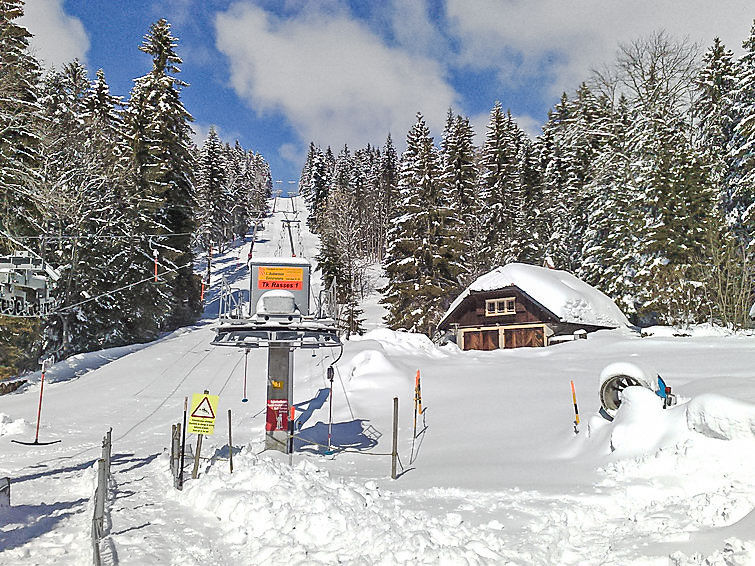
249 256 311 267
440 263 630 329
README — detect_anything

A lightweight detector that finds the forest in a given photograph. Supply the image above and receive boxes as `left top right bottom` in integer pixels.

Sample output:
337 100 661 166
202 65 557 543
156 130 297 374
0 4 271 379
300 27 755 337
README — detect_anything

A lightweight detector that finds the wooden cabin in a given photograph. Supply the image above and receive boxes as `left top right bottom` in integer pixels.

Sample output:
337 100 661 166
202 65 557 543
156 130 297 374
438 263 629 351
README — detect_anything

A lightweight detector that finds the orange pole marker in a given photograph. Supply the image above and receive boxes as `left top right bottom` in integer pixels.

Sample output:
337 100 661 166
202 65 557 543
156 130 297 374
570 380 580 432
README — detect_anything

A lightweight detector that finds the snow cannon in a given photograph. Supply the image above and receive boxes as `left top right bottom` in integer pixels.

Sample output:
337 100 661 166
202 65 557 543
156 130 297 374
599 362 676 420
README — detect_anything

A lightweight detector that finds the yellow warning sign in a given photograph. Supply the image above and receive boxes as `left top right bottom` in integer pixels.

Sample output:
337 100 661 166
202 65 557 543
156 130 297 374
258 266 303 290
187 393 219 435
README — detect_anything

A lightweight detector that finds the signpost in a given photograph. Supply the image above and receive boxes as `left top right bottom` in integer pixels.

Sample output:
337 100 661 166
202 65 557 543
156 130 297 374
189 391 218 479
188 392 219 435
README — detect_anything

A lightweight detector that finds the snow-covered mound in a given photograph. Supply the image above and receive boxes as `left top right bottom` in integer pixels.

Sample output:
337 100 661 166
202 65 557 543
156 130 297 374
176 451 508 564
0 413 27 437
352 328 447 359
442 262 630 328
592 386 755 456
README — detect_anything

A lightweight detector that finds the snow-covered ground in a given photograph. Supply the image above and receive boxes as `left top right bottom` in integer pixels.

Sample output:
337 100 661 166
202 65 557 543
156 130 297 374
1 196 755 565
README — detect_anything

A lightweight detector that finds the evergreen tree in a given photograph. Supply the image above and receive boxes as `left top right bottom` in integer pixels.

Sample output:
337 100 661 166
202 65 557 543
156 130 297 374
375 134 399 260
0 0 42 239
382 113 462 334
695 37 738 217
479 103 527 268
729 20 755 243
439 110 477 281
195 127 229 248
127 18 200 329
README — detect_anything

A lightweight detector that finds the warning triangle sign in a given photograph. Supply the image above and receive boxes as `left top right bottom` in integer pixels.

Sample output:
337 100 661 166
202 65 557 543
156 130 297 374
191 396 216 419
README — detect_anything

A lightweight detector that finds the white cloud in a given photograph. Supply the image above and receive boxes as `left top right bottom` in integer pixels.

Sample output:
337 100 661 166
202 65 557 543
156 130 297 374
214 2 459 154
278 143 306 170
190 123 213 148
19 0 90 69
190 123 241 149
446 0 754 97
513 114 543 140
389 0 448 58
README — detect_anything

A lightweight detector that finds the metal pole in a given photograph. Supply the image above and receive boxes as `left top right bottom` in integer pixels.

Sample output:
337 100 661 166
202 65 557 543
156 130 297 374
33 359 51 444
288 406 295 466
242 349 249 403
391 397 398 480
228 409 233 474
179 397 187 489
327 366 334 451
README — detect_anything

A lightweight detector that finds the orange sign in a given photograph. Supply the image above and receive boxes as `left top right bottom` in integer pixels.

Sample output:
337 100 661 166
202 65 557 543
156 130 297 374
258 266 303 290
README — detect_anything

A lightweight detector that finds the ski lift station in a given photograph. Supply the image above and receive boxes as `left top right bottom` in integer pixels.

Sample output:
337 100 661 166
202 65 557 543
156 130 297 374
212 256 340 452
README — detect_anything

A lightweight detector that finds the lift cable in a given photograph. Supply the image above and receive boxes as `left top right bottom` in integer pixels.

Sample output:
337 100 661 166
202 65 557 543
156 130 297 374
57 261 194 313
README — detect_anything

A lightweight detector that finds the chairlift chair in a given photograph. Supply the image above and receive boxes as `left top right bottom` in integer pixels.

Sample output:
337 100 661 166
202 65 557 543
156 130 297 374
0 251 61 317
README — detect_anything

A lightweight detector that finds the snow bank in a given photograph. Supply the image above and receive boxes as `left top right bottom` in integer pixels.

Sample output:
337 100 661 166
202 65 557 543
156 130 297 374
600 388 755 455
608 387 687 455
352 329 447 359
441 263 630 328
177 452 508 565
686 394 755 440
641 324 739 338
0 413 27 436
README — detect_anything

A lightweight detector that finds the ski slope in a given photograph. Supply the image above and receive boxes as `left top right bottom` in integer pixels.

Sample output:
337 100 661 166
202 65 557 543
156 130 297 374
1 196 755 565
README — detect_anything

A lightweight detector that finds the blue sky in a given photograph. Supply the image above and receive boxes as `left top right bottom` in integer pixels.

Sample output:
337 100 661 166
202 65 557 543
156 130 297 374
20 0 754 188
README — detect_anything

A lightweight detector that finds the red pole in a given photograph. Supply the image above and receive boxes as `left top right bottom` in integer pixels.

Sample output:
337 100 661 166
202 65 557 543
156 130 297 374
34 360 50 443
153 249 159 282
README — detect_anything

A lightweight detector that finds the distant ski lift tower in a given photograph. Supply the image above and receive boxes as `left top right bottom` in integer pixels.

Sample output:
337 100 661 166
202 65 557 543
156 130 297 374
211 257 340 452
281 218 300 257
0 252 61 317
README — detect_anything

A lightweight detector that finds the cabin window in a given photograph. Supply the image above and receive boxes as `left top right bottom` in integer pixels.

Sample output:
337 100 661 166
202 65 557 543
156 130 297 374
485 297 516 316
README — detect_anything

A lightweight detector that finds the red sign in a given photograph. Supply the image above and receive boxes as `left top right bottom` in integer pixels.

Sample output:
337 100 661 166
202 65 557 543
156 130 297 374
266 399 288 431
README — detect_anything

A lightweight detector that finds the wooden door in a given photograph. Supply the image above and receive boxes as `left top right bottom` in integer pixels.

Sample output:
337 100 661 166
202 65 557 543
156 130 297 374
504 327 544 349
463 330 499 351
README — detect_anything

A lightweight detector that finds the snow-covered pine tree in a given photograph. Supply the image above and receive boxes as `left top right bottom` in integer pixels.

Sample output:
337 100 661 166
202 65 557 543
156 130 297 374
616 33 719 324
539 106 571 271
306 145 332 233
729 20 755 245
579 94 641 315
127 18 200 329
0 0 42 240
439 110 477 282
382 113 463 335
374 134 399 260
299 142 316 203
479 102 527 268
195 127 229 251
695 38 738 218
515 138 546 266
316 184 365 337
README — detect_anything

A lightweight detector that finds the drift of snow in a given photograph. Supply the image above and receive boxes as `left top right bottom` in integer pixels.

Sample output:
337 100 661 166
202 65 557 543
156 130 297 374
441 262 631 329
